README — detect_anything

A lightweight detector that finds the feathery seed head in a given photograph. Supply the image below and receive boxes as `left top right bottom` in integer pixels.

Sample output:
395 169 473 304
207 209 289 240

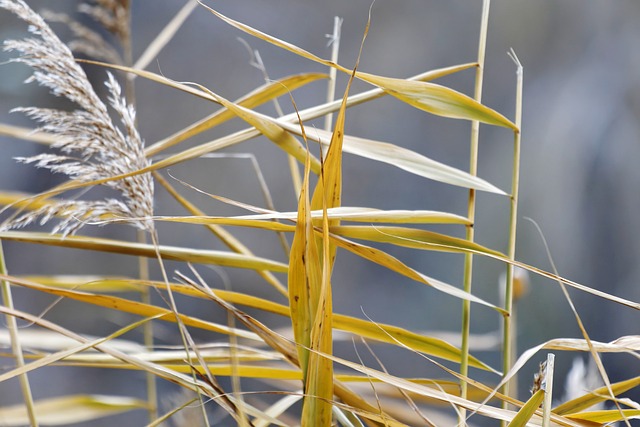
0 0 154 235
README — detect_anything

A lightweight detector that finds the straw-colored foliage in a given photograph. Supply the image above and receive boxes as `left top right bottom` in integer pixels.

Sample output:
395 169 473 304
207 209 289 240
0 1 636 426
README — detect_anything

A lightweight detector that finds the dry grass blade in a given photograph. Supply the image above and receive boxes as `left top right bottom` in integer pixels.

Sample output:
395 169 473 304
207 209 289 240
36 276 494 370
564 409 640 424
0 395 147 426
0 304 221 408
227 207 471 225
0 231 287 272
314 349 583 427
331 225 504 256
287 127 326 422
154 172 288 296
72 60 502 195
554 375 640 415
146 72 327 156
329 233 504 313
133 0 198 72
0 123 57 145
0 273 261 341
506 389 545 427
277 123 506 194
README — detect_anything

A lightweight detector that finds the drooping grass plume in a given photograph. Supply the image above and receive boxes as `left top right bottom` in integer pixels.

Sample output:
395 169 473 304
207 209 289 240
0 0 153 235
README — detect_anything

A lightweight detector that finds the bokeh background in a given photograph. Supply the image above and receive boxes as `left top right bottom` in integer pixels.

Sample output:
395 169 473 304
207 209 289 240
1 1 640 425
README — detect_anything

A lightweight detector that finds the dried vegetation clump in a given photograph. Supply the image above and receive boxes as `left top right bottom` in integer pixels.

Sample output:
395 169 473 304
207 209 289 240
0 1 638 426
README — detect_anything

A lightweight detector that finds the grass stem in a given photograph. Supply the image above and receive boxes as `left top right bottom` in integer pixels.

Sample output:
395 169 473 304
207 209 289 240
323 17 343 135
502 49 523 409
0 240 38 427
542 353 555 427
460 0 490 421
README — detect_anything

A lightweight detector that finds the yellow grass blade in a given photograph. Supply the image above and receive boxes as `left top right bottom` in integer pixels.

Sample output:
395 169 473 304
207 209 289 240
227 207 471 224
197 2 517 130
356 72 517 130
506 389 545 427
0 395 147 426
19 275 142 292
554 375 640 415
330 234 504 313
133 0 198 72
331 225 504 256
300 18 367 422
32 277 494 371
1 274 260 341
0 231 287 272
70 61 503 196
277 123 506 194
565 409 640 424
0 190 61 211
288 140 318 377
146 73 327 156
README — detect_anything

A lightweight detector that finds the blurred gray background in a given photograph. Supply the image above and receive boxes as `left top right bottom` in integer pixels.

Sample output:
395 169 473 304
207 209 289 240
1 1 640 425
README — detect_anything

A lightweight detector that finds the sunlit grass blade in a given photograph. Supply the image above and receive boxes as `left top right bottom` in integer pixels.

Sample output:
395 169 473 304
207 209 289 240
146 73 327 156
228 207 471 224
0 395 147 426
288 138 318 377
506 389 544 427
356 72 517 130
197 2 516 129
0 231 287 272
554 375 640 415
277 124 506 194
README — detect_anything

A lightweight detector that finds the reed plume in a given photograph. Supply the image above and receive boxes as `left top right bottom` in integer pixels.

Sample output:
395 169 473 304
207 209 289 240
0 0 153 235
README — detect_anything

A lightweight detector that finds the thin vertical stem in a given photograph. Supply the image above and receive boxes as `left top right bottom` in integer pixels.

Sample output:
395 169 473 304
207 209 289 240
0 240 38 427
502 49 523 409
323 17 342 135
460 0 490 418
542 353 555 427
137 230 157 421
